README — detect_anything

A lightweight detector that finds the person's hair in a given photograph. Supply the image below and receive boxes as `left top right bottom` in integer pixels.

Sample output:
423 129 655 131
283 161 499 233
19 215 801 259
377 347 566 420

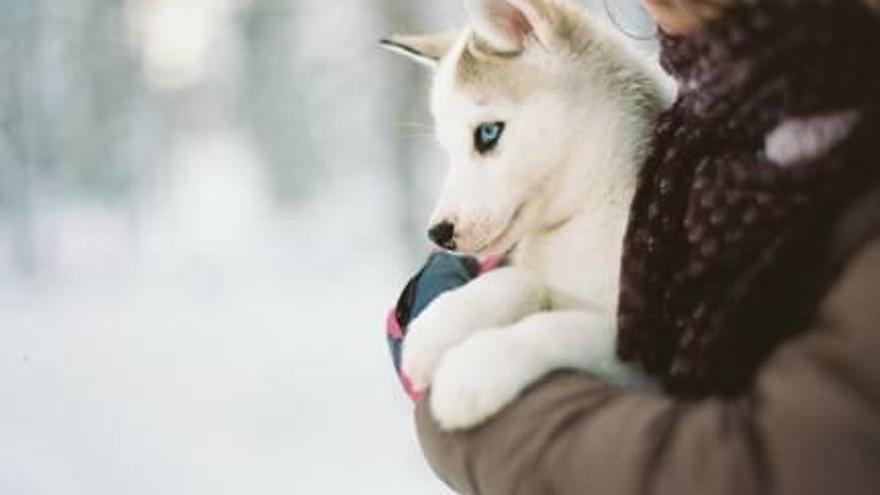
669 0 734 23
604 0 734 41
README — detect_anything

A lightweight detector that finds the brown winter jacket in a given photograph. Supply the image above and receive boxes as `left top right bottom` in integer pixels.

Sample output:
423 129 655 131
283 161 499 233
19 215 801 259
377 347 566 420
414 1 880 492
415 186 880 494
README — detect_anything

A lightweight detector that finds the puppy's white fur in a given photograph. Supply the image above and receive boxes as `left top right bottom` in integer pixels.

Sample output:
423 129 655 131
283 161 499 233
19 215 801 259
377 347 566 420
383 0 670 430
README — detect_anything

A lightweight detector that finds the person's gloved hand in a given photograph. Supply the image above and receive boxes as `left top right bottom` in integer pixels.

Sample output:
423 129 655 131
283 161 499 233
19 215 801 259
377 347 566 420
386 252 504 401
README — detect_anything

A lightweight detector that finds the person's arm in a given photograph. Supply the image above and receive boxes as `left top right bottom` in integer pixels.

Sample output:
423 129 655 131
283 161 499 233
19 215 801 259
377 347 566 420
415 237 880 495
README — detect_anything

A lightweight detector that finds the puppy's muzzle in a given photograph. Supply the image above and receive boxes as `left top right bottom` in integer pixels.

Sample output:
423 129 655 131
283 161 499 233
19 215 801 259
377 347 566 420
428 221 457 250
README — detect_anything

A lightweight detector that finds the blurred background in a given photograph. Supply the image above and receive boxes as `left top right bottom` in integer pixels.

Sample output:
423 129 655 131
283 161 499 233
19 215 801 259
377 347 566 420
0 0 653 493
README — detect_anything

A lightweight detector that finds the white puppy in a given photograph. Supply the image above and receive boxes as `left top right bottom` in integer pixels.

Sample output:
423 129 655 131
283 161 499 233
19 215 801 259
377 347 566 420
382 0 669 430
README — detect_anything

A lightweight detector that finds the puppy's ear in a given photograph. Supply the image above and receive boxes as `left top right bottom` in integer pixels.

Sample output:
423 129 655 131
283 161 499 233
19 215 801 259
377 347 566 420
380 32 460 69
464 0 554 54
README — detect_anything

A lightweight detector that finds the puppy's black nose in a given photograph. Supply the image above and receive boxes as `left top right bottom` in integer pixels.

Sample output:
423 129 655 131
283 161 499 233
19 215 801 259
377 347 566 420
428 221 456 250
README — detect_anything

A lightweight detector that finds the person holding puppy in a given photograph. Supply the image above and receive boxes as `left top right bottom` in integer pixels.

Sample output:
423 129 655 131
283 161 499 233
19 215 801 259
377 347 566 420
399 0 880 493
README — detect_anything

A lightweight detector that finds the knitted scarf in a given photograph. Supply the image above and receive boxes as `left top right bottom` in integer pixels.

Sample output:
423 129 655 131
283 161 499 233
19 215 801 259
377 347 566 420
616 0 880 397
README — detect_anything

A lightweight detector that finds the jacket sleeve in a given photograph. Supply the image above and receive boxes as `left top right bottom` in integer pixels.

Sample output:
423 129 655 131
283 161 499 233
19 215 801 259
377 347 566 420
414 237 880 495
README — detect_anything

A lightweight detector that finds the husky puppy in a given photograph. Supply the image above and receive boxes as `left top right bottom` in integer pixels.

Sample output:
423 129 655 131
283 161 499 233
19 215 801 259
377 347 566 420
382 0 670 430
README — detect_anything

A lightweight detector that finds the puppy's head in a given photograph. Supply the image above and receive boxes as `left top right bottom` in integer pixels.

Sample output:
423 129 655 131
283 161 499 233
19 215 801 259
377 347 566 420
383 0 607 255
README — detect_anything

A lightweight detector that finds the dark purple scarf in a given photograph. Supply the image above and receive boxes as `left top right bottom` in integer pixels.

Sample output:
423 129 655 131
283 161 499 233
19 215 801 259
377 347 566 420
617 0 880 397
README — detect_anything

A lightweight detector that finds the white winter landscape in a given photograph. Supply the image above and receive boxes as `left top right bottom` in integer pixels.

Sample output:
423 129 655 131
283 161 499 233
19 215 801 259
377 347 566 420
0 1 652 493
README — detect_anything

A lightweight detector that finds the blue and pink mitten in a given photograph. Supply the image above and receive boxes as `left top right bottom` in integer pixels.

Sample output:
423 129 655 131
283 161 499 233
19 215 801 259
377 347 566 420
386 252 505 401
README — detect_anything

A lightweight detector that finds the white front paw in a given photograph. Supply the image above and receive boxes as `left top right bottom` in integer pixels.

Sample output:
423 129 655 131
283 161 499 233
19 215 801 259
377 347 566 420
402 293 476 392
430 330 538 431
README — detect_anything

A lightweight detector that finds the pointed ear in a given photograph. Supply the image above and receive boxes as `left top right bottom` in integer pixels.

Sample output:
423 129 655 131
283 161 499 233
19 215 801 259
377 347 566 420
464 0 553 54
380 32 460 69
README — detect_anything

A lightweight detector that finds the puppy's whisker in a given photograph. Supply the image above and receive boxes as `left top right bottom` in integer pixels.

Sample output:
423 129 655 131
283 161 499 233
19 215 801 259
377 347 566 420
395 129 434 139
394 131 436 141
394 122 435 132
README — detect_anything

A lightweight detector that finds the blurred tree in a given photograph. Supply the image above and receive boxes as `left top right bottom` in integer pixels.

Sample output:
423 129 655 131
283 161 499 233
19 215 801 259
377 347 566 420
240 0 321 202
377 0 439 257
0 0 164 275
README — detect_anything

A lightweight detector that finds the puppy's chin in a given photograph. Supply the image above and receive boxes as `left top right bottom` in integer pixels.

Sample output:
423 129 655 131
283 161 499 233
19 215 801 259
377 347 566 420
471 203 533 256
476 233 519 257
452 230 515 256
471 222 525 257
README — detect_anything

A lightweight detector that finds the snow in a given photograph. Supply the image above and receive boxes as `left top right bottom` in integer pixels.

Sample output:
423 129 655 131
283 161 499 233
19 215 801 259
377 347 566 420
0 1 655 492
0 130 449 494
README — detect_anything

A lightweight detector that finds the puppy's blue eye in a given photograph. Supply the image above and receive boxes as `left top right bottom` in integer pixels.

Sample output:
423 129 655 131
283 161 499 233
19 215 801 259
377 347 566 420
474 122 505 154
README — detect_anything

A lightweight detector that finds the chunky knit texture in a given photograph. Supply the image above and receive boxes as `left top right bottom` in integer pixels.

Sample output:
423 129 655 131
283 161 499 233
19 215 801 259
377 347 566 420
617 0 880 397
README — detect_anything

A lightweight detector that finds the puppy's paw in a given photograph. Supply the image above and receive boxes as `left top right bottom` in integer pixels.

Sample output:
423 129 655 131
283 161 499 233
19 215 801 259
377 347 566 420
402 294 477 391
429 329 538 431
401 332 446 393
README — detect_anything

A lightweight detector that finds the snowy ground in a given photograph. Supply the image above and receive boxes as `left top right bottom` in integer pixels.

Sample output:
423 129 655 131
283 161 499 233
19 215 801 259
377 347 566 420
0 2 657 492
0 133 451 494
